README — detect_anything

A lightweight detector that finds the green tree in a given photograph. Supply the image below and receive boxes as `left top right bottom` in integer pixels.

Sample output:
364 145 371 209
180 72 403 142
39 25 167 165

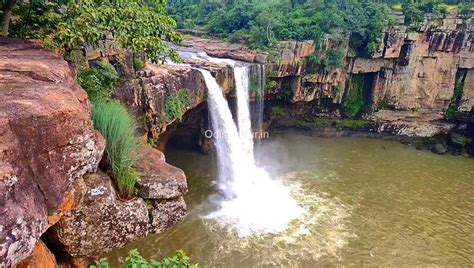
52 0 182 63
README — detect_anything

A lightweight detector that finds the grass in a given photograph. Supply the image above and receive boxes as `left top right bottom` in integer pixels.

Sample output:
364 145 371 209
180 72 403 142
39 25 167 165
92 101 140 198
297 117 371 129
165 89 190 123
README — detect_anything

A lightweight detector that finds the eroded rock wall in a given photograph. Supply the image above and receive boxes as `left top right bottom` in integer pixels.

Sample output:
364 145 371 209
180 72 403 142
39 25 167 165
0 38 105 266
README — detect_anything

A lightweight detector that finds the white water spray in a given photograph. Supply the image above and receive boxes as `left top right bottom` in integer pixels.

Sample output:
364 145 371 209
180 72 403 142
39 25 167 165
196 57 303 237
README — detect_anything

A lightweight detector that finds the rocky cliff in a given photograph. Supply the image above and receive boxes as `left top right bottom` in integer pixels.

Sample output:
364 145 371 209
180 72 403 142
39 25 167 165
175 12 473 141
0 39 188 267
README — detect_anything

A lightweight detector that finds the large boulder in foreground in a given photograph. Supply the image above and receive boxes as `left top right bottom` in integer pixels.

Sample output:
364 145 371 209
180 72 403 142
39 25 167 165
135 145 188 234
46 172 150 258
0 38 105 266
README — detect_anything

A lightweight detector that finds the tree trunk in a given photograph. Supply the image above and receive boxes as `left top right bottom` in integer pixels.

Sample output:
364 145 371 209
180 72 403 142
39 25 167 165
1 0 17 36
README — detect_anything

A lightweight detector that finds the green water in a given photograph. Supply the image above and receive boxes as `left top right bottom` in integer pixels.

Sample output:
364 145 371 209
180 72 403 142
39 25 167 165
106 135 474 267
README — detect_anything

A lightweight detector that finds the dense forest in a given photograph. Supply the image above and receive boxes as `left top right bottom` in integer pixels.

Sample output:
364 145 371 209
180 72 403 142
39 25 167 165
167 0 473 56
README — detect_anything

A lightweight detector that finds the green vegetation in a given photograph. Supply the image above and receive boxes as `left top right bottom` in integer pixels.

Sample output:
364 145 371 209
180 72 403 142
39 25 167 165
133 57 146 72
343 75 365 118
77 60 120 102
90 249 199 268
3 0 182 63
165 89 190 123
168 0 393 57
271 106 287 116
297 116 371 129
445 69 466 119
92 101 140 199
450 133 470 147
250 81 264 98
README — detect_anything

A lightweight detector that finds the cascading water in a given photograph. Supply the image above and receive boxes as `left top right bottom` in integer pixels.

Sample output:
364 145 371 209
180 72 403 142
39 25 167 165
196 56 303 237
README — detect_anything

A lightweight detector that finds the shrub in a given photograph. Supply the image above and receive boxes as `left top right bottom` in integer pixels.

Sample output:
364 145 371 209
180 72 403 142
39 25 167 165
92 101 139 198
271 106 286 116
164 89 190 123
77 60 119 102
133 57 145 72
342 75 364 118
90 249 199 268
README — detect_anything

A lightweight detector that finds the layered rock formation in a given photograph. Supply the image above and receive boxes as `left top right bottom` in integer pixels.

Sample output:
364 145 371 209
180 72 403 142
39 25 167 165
0 38 189 266
0 38 105 267
115 57 234 148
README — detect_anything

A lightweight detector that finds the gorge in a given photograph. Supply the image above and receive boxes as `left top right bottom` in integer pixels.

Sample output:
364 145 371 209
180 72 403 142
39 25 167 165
1 0 474 267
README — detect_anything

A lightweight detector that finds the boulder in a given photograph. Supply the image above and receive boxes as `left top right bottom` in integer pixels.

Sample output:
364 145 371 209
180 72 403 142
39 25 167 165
0 38 105 266
135 145 188 200
15 240 56 268
149 197 187 233
47 172 150 258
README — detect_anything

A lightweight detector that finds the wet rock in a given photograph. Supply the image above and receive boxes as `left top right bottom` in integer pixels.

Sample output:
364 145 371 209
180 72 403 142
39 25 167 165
47 172 149 258
149 197 187 234
433 143 448 155
371 110 454 137
0 38 104 266
135 145 187 200
15 240 56 268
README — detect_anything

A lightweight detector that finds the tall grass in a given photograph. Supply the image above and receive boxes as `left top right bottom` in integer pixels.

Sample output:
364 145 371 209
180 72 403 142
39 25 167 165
92 101 139 198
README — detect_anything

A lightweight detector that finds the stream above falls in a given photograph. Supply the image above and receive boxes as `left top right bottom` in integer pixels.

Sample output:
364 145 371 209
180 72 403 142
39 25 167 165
106 134 474 267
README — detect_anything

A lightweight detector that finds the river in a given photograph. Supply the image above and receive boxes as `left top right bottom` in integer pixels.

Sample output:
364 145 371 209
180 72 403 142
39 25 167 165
106 134 474 267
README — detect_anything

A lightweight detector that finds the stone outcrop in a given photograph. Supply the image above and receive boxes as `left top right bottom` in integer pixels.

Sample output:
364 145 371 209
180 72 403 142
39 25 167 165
115 58 233 146
0 38 105 267
135 145 187 199
135 145 188 233
46 172 150 258
182 35 268 63
46 145 187 260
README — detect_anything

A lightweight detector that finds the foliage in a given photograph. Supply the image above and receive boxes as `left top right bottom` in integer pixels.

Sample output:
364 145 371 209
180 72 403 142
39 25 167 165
445 69 466 119
91 249 199 268
9 1 61 39
51 0 182 63
133 57 145 72
323 47 346 72
450 133 470 147
77 60 119 102
297 116 370 129
167 0 392 56
250 81 264 98
91 101 140 198
164 89 190 123
271 106 286 116
3 0 182 62
265 80 278 91
343 75 365 118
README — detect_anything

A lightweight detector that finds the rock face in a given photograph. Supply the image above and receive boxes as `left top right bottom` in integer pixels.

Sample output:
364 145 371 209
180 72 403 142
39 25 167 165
135 145 187 199
0 38 105 266
182 35 268 63
46 172 150 258
15 240 57 268
47 145 187 259
135 145 187 234
115 59 233 148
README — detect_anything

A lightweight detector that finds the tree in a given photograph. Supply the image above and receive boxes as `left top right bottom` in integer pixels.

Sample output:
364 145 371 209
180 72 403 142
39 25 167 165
1 0 17 36
52 0 182 63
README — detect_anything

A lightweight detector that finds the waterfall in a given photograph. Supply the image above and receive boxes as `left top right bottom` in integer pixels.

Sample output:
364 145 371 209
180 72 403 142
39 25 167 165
197 58 303 237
